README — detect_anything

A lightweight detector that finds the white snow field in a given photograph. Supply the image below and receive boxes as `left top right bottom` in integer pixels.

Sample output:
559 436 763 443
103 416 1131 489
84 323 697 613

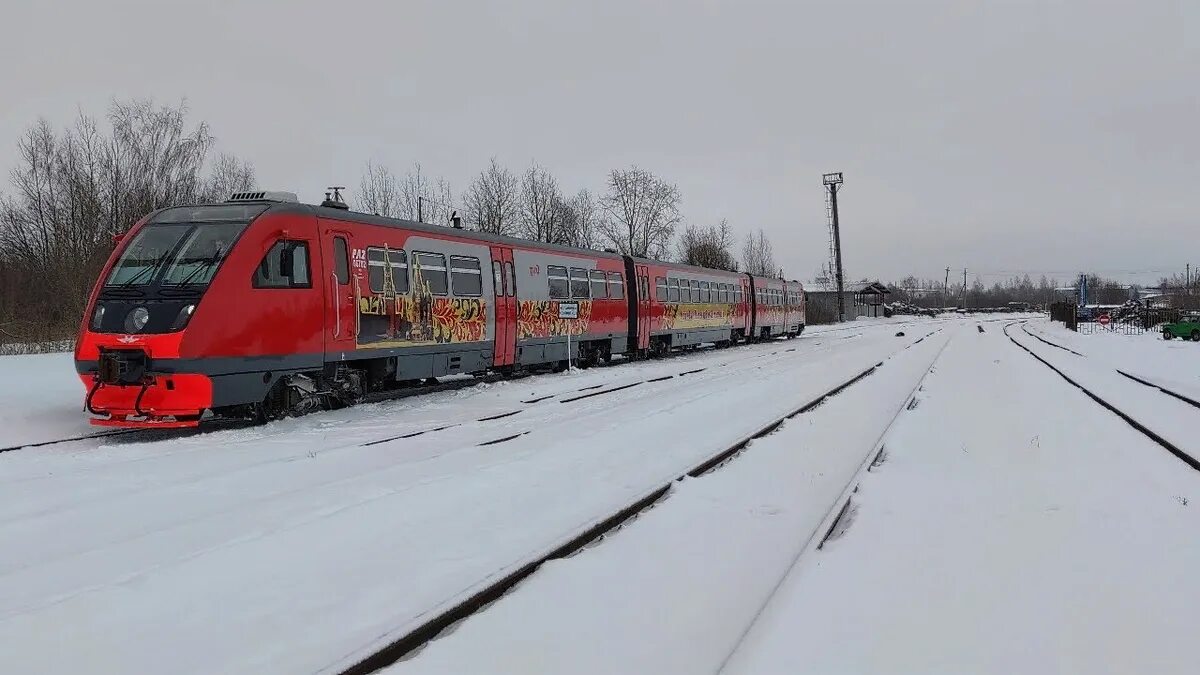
386 322 952 675
0 320 928 674
5 315 1194 675
1026 320 1200 403
722 321 1200 675
389 319 1200 675
0 351 93 447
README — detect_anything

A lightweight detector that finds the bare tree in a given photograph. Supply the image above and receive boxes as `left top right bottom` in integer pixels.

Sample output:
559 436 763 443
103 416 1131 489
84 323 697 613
358 161 454 224
357 161 401 217
516 163 565 243
598 166 681 258
426 175 454 226
0 99 254 343
201 153 255 202
561 188 600 249
676 220 737 270
463 157 519 235
741 228 777 277
400 162 455 224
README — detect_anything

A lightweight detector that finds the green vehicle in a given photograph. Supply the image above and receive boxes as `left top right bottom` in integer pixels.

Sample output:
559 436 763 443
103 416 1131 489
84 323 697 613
1163 314 1200 341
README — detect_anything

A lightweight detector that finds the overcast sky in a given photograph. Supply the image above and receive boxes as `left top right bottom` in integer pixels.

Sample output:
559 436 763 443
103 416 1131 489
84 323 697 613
2 0 1196 286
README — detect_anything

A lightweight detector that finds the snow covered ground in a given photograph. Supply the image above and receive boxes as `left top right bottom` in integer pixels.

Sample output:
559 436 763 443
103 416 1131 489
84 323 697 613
0 351 92 447
724 321 1200 675
1012 323 1200 459
5 315 1190 675
386 323 951 675
0 322 926 674
385 319 1200 675
1027 320 1200 402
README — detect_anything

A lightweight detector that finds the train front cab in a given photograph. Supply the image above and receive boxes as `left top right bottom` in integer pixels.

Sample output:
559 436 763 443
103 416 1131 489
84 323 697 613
76 202 325 427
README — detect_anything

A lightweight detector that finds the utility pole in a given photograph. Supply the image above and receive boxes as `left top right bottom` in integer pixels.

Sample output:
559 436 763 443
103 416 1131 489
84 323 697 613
822 172 846 321
417 196 424 223
943 267 950 310
961 268 968 309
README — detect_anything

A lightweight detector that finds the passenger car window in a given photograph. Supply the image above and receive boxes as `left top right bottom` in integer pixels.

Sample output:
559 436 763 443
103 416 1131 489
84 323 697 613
590 270 608 298
570 268 591 298
253 240 311 289
366 247 408 293
656 277 667 302
450 256 482 296
413 252 448 295
608 272 625 299
548 265 569 299
668 278 680 303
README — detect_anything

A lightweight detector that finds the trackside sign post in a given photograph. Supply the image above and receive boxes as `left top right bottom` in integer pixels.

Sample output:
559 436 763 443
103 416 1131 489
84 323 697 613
559 302 579 370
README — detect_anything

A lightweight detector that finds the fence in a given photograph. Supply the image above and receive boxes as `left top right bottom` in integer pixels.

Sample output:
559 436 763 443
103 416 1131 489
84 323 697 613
1077 321 1146 336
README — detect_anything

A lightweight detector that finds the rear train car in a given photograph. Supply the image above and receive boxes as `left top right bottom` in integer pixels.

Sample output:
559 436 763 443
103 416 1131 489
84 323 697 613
748 276 806 339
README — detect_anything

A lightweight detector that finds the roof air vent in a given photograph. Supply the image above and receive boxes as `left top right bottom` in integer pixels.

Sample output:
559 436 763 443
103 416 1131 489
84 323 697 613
227 190 299 203
321 186 350 210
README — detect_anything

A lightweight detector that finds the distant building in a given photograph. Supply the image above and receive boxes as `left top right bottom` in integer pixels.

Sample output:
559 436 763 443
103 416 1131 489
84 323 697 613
805 281 891 323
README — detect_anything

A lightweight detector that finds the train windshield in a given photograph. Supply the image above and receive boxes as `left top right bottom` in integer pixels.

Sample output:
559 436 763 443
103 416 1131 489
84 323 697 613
105 222 248 287
104 205 266 288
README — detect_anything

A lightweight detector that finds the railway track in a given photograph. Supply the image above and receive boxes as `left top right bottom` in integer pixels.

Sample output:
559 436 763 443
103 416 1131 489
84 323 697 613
1004 321 1200 472
1020 323 1084 356
335 329 944 675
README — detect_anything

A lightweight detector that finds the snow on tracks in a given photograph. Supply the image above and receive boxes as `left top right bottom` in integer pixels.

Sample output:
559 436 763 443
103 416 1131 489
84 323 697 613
380 327 952 675
1005 321 1200 471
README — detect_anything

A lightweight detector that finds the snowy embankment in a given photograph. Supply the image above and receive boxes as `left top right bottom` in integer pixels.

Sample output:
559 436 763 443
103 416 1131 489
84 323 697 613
723 323 1200 675
0 323 922 675
386 326 950 675
0 351 91 447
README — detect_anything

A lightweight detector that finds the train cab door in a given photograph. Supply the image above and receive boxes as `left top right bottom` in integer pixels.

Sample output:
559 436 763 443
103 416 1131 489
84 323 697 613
635 264 651 350
490 246 517 367
320 225 358 357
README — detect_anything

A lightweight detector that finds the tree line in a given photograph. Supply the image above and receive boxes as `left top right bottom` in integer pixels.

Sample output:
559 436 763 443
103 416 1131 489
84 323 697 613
0 100 778 345
880 273 1170 309
356 158 778 275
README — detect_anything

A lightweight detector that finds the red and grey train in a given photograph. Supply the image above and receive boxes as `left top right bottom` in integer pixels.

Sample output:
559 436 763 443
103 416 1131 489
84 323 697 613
75 191 805 428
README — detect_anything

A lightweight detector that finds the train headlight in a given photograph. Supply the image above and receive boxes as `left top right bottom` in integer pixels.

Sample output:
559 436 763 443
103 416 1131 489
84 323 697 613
171 304 195 331
91 305 105 330
124 306 150 333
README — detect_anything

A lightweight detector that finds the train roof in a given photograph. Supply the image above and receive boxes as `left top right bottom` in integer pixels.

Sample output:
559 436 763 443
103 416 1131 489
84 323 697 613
270 201 629 261
151 196 801 286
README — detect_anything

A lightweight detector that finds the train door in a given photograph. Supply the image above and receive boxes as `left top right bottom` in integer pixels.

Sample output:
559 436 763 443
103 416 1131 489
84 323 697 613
490 246 517 367
635 263 651 350
320 224 358 357
745 275 758 336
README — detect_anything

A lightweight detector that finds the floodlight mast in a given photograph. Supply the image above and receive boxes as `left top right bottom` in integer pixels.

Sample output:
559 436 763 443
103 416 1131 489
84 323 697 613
823 172 846 321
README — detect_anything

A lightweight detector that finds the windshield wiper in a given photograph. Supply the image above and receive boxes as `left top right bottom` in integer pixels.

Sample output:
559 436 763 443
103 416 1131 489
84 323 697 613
111 249 173 290
161 250 223 295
